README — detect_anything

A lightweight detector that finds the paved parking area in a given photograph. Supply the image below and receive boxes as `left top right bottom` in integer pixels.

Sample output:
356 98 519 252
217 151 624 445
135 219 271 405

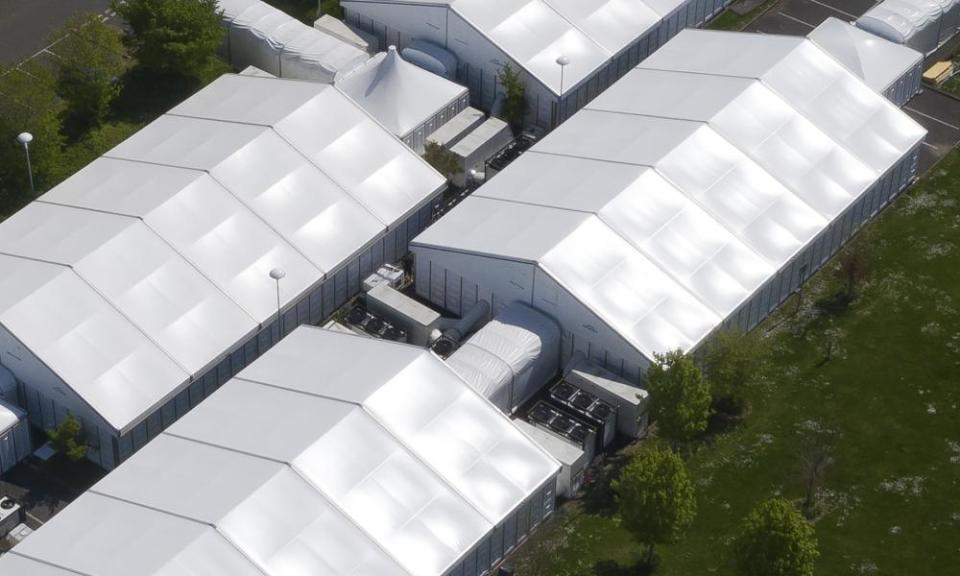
904 90 960 175
747 0 881 34
0 0 115 66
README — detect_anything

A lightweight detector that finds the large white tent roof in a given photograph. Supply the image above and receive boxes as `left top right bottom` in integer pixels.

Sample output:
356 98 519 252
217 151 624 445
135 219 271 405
3 327 559 576
808 17 923 94
413 29 925 359
337 46 468 138
1 74 443 434
349 0 688 95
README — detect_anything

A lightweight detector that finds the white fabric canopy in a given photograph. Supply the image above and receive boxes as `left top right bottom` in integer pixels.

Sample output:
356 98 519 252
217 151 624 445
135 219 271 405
856 0 956 53
220 0 369 81
347 0 689 95
446 302 561 413
2 327 559 576
809 17 923 98
2 74 444 435
337 46 468 138
412 29 926 360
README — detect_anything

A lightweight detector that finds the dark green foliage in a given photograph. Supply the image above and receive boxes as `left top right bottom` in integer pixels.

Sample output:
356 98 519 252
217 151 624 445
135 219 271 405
703 327 768 394
113 0 225 79
498 62 526 128
52 14 128 134
733 498 819 576
647 350 712 442
613 446 696 563
47 415 89 463
423 142 460 179
0 62 65 207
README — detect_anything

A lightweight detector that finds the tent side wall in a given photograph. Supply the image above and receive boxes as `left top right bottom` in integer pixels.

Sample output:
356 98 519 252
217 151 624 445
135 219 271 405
441 474 557 576
883 53 923 107
402 90 471 153
0 410 30 474
715 143 921 337
0 323 121 468
411 245 651 384
413 247 537 316
532 269 651 384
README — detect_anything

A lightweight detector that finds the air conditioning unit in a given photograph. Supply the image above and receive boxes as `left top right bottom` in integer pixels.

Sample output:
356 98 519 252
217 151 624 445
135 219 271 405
527 401 596 462
362 263 405 292
549 381 617 451
0 496 23 538
365 284 441 346
344 304 408 343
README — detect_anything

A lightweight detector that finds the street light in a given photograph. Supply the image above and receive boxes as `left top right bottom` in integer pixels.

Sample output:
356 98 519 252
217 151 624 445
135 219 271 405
16 132 34 195
555 56 570 124
269 267 286 341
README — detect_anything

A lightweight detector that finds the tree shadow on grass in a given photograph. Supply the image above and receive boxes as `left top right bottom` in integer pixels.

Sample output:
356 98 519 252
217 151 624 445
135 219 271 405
594 559 656 576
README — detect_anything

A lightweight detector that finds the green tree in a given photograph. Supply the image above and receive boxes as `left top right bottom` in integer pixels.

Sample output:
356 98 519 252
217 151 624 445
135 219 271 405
51 14 128 134
733 498 819 576
319 0 344 19
113 0 224 80
613 445 696 565
47 414 89 462
423 141 459 180
0 62 65 205
647 350 712 442
498 62 526 129
703 328 767 393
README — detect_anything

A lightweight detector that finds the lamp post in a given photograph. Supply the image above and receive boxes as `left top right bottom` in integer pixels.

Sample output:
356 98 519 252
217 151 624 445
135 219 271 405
555 56 570 125
269 267 286 341
16 132 34 195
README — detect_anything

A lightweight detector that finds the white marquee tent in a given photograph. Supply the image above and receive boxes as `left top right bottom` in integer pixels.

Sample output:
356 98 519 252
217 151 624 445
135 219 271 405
219 0 369 81
338 46 470 152
0 399 30 474
0 74 445 469
856 0 960 54
411 29 926 383
0 327 559 576
446 303 561 414
809 17 923 107
342 0 732 128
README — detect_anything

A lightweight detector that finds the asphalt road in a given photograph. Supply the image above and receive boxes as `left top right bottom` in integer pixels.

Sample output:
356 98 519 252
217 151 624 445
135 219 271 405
0 0 114 66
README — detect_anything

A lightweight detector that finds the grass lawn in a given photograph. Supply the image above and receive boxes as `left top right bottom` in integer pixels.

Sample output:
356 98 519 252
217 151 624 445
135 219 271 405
707 0 777 31
513 149 960 575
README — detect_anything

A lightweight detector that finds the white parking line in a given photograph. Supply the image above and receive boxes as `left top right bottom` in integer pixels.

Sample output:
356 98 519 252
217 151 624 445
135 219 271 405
779 11 816 29
809 0 858 20
905 106 960 131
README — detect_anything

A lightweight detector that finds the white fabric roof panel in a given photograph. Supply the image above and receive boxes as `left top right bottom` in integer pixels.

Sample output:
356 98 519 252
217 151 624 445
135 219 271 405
809 17 923 95
170 75 446 225
412 29 925 361
453 0 610 95
0 202 258 376
10 493 260 576
4 327 559 576
524 0 662 55
0 256 189 433
3 74 444 435
358 0 690 94
337 47 469 139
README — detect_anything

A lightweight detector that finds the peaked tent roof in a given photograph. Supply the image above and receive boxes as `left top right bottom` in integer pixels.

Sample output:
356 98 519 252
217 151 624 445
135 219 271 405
345 0 690 95
809 17 923 94
2 327 560 576
412 29 926 359
337 46 469 138
3 74 444 434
